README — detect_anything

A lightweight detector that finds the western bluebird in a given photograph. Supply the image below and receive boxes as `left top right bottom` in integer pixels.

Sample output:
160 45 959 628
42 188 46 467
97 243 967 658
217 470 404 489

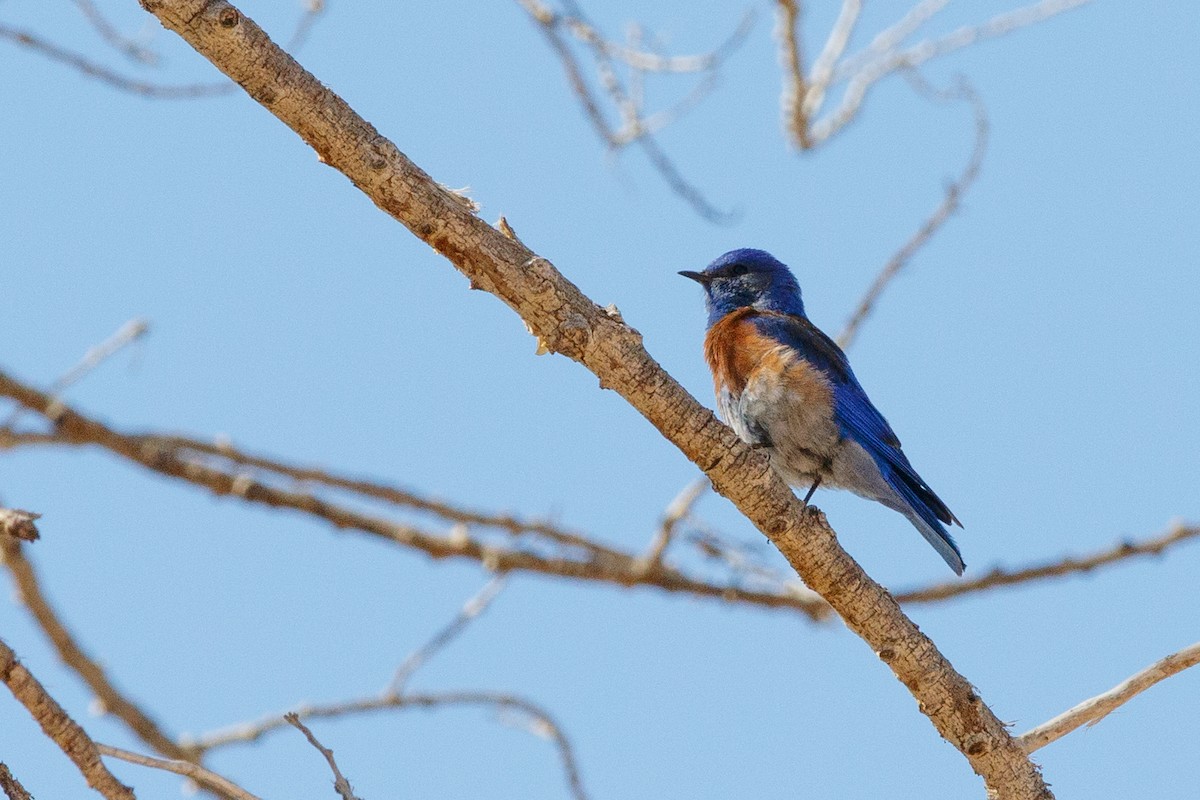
681 248 965 574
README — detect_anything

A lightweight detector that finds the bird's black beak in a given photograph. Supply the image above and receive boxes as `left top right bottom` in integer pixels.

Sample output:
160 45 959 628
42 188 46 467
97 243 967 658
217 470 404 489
678 270 712 285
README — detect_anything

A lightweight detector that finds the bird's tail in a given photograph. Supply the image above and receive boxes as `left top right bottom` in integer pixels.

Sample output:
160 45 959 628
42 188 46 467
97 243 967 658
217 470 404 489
881 464 965 575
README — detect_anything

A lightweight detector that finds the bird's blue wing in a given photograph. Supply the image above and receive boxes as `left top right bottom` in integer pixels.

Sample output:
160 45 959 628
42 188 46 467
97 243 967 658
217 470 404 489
751 312 961 534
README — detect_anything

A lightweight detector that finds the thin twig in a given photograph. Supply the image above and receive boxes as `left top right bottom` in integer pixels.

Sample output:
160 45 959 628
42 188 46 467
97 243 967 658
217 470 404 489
0 538 195 761
0 24 233 97
837 73 988 349
71 0 160 64
802 0 863 125
0 639 136 800
640 477 708 568
1019 642 1200 752
833 0 952 80
284 715 362 800
0 764 34 800
812 0 1091 144
135 434 626 560
516 0 742 221
895 522 1200 604
186 691 589 800
96 744 260 800
389 576 509 692
285 0 326 52
775 0 811 149
2 317 148 430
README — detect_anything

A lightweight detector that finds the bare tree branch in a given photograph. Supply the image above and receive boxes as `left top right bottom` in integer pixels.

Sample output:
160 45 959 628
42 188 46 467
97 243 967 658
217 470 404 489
895 522 1200 605
0 638 136 800
95 745 260 800
134 433 626 560
2 317 148 430
802 0 862 126
284 715 363 800
3 372 1194 620
773 0 1089 148
1019 642 1200 752
0 372 830 620
516 0 745 222
0 764 34 800
837 73 988 349
639 477 708 568
775 0 811 149
0 23 232 97
811 0 1091 144
184 574 590 799
389 575 509 692
128 3 1055 795
187 691 588 800
0 538 196 761
3 1 327 100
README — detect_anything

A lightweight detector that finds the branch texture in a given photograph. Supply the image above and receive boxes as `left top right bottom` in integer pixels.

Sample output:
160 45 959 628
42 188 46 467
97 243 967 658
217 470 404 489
0 639 136 800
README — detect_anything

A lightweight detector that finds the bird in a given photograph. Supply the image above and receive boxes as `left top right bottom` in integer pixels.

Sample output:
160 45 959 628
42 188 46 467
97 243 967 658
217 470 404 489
680 248 965 574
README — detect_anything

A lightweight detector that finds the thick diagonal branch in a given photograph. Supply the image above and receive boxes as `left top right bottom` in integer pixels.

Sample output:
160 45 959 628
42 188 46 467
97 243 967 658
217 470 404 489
0 639 136 800
129 3 1052 795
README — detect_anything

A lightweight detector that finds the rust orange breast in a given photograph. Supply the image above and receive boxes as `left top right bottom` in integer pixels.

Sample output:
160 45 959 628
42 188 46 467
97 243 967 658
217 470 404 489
703 309 782 396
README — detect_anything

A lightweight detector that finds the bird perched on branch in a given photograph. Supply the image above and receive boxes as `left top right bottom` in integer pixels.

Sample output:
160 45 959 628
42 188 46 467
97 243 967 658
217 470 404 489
680 248 964 574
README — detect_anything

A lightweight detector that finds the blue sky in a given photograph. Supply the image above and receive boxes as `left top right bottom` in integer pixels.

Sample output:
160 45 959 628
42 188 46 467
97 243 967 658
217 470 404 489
2 1 1198 798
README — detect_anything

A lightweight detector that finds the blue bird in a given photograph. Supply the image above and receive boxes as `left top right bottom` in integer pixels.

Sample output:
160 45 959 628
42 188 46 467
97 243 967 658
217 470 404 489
680 248 965 574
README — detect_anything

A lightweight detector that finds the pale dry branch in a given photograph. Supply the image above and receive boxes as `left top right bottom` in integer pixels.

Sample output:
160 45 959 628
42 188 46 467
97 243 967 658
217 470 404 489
640 477 709 568
0 509 40 542
389 575 509 692
837 73 988 349
802 0 862 124
284 715 363 800
895 522 1200 605
775 0 810 149
95 745 260 800
517 0 742 222
687 522 818 599
811 0 1091 144
0 638 136 800
1019 642 1200 752
833 0 951 80
0 538 195 761
129 4 1054 795
2 317 148 430
186 691 588 800
0 764 34 800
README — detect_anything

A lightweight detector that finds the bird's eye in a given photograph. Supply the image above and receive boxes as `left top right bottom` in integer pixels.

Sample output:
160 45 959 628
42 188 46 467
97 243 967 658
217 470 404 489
727 263 749 277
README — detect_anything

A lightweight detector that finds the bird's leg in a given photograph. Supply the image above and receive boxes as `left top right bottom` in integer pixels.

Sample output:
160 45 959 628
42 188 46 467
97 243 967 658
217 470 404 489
801 475 823 506
801 456 833 507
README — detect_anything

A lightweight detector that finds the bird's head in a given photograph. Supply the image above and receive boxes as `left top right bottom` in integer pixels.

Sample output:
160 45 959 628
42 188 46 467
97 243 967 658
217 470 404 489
680 248 805 325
